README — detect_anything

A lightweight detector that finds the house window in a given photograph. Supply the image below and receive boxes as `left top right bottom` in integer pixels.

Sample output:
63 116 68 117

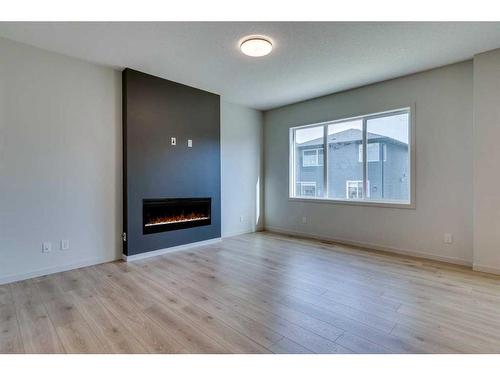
358 143 381 162
299 182 317 197
346 180 370 199
302 148 324 167
290 107 412 205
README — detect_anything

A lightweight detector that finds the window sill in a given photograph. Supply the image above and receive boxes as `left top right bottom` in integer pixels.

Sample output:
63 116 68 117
288 197 415 209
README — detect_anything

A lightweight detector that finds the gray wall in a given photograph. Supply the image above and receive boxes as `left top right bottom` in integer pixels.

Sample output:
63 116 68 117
473 48 500 274
0 37 122 282
123 69 221 256
221 101 264 237
264 61 473 265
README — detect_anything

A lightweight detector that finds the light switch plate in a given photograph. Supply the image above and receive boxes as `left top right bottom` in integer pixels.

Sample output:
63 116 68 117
188 139 193 147
171 137 176 146
42 242 52 253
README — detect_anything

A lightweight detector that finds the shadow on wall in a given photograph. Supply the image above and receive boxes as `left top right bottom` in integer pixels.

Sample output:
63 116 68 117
256 176 261 227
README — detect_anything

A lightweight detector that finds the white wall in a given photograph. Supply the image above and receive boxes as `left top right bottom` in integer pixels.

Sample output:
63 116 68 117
0 37 122 283
473 48 500 274
264 62 474 265
221 101 264 237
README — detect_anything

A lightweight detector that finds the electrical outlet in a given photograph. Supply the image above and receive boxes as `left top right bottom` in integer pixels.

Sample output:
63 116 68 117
171 137 176 146
239 216 244 223
444 233 453 244
188 139 193 148
42 242 52 253
302 216 307 224
60 239 70 251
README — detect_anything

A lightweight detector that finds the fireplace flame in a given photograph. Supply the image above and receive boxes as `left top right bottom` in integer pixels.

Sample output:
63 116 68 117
145 212 209 227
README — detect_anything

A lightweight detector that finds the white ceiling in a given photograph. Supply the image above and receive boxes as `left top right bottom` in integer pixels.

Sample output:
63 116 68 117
1 22 500 110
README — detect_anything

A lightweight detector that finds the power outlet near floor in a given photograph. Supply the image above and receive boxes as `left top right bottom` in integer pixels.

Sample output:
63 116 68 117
444 233 453 244
42 242 52 253
60 239 70 251
302 216 307 224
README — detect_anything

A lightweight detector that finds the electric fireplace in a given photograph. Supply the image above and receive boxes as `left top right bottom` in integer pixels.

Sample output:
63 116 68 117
143 198 211 234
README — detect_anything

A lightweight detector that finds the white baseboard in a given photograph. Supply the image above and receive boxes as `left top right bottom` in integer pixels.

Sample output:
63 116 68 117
472 263 500 276
0 255 119 285
123 237 222 262
265 226 472 267
222 227 263 238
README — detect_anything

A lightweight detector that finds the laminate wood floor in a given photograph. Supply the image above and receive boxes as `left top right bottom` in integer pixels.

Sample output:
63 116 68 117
2 231 500 353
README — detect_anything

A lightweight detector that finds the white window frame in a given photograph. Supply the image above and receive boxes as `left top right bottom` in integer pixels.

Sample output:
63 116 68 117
302 148 324 167
289 105 415 209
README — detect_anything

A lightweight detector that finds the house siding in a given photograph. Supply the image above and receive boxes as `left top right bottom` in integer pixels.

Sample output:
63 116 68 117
296 139 408 200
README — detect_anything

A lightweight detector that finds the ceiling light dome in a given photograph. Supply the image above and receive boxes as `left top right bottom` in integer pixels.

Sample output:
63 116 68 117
240 37 273 57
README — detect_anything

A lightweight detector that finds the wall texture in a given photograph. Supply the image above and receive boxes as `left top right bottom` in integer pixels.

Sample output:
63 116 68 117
473 48 500 274
123 68 221 256
221 101 264 237
264 62 474 265
0 37 122 283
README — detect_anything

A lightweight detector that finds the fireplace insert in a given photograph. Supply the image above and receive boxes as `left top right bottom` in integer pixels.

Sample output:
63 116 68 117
143 198 211 234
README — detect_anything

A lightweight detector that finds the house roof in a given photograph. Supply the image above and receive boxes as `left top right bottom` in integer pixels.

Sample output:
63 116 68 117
298 128 407 147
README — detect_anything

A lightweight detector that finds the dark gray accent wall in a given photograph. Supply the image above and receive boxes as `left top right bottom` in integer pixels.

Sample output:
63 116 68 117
123 68 221 256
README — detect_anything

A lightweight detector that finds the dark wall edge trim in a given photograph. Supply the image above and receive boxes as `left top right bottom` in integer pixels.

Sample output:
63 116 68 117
122 69 128 256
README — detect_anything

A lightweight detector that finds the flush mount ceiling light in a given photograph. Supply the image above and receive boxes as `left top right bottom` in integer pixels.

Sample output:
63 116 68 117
240 36 273 57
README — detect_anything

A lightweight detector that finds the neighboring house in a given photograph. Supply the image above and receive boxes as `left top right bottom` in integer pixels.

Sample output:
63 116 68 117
295 128 409 200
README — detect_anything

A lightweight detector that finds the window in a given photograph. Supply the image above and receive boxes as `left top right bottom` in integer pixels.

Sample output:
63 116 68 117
290 107 412 205
293 125 325 198
346 180 370 199
358 143 385 162
328 119 363 199
299 182 317 197
302 148 324 167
